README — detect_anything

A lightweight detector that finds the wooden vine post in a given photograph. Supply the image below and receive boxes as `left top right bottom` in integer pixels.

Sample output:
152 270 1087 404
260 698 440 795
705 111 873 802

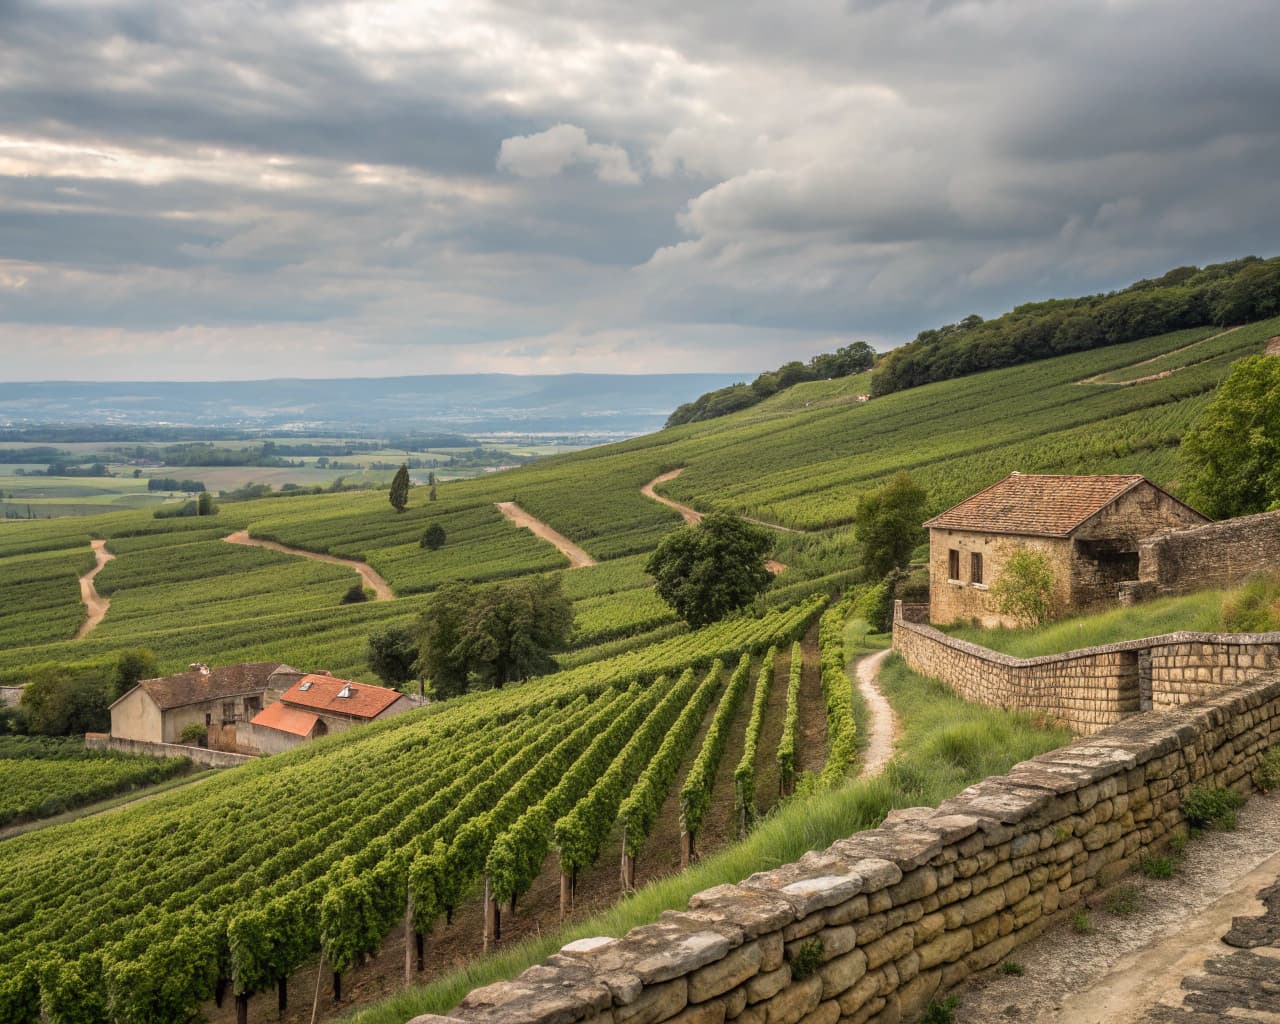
482 875 498 952
278 976 288 1017
404 893 414 987
235 992 249 1024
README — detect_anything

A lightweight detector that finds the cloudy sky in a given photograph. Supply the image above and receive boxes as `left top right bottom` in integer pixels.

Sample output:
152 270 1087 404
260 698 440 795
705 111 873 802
2 0 1278 381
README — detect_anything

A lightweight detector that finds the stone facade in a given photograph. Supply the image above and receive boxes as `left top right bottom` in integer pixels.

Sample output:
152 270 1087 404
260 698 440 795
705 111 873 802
928 480 1206 628
1138 509 1280 598
892 603 1280 735
412 675 1280 1024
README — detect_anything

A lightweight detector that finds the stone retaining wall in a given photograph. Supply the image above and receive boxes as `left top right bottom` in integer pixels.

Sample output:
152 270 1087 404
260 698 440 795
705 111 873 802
413 675 1280 1024
84 733 255 768
891 603 1280 735
1138 509 1280 597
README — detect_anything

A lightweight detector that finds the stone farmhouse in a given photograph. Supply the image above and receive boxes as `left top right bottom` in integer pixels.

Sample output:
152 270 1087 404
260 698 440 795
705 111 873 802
243 673 415 754
924 473 1208 628
109 663 413 755
110 661 304 751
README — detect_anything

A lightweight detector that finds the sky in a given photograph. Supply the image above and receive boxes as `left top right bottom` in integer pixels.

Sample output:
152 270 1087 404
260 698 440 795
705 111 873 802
1 0 1278 381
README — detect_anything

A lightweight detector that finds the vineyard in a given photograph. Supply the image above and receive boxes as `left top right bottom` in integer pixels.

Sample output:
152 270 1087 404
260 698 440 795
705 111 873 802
0 599 822 1023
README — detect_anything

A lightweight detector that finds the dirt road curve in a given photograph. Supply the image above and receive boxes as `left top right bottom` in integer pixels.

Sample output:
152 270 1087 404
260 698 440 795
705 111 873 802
76 539 116 638
495 502 598 568
854 648 898 776
641 469 804 534
223 531 395 600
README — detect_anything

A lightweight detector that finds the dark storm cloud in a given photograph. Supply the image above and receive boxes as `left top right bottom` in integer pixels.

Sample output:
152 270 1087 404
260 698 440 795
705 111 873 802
0 0 1277 379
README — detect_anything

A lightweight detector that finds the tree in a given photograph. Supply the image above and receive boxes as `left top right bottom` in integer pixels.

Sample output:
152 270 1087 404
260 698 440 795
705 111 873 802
367 626 419 688
389 463 410 513
112 648 157 700
196 491 216 516
1181 356 1280 518
993 549 1058 626
340 583 369 604
420 523 446 550
645 512 773 627
416 577 573 696
854 472 929 578
20 666 111 736
428 471 438 502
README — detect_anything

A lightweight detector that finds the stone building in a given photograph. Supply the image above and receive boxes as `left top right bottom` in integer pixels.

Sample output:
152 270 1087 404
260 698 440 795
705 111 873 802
925 473 1207 627
109 662 304 752
243 673 414 754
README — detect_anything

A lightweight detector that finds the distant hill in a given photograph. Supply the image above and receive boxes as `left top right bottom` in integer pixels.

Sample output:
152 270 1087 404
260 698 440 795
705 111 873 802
0 373 748 436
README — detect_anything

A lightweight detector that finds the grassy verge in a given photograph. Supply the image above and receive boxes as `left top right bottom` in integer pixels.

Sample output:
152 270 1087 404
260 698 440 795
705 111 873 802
943 590 1228 658
346 657 1070 1024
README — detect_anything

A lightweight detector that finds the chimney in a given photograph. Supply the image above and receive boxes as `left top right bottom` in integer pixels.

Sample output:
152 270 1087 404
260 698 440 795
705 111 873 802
189 662 210 676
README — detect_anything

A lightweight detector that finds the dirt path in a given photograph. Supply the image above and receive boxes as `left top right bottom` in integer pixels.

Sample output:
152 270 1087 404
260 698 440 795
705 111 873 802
1077 325 1243 386
223 531 395 600
76 539 115 638
853 649 898 777
641 469 804 536
953 792 1280 1024
495 502 597 568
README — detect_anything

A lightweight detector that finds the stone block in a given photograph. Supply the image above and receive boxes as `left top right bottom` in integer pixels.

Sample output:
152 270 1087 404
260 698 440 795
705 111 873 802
666 1001 726 1024
835 971 882 1018
863 926 914 970
817 948 867 999
915 929 973 970
689 942 763 1003
758 934 785 973
745 967 790 1004
894 968 941 1022
615 981 688 1024
816 925 856 959
688 886 797 940
797 1000 839 1024
762 975 822 1024
724 988 748 1019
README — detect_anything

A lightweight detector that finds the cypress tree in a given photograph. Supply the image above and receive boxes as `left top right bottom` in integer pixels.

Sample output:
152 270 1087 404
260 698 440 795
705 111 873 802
389 463 410 513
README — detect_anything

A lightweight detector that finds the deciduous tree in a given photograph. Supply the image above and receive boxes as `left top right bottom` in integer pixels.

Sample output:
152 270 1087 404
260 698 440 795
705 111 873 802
420 523 446 549
367 626 419 688
645 512 773 626
854 472 928 578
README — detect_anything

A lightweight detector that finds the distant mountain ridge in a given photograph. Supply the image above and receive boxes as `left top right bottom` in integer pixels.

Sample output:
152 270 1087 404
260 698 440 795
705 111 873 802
0 373 749 435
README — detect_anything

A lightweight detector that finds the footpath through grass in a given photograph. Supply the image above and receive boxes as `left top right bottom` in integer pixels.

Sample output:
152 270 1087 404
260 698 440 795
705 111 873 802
346 657 1070 1024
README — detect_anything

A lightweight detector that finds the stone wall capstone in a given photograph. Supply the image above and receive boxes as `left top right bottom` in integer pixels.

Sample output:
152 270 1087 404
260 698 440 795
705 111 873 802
410 674 1280 1024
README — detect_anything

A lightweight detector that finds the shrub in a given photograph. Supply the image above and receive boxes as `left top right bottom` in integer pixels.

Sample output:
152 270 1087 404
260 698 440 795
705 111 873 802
999 961 1025 976
993 549 1058 626
1221 573 1280 632
1072 910 1094 934
420 523 447 550
1254 747 1280 792
922 996 961 1024
340 583 369 605
180 723 208 747
1139 855 1175 879
1104 884 1142 915
1181 786 1245 830
788 939 824 981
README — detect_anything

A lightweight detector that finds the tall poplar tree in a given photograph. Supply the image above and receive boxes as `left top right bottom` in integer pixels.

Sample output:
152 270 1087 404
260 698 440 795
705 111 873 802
389 463 410 513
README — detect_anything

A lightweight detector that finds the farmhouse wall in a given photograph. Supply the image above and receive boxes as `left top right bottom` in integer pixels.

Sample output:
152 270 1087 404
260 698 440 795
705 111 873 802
414 674 1280 1024
928 531 1071 629
1138 509 1280 597
0 685 25 708
891 603 1280 735
110 686 165 744
84 733 255 768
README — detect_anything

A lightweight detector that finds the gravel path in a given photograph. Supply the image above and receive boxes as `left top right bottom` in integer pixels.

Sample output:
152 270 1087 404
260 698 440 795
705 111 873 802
76 539 115 638
223 530 396 599
953 791 1280 1023
854 648 898 777
495 502 597 568
640 469 804 535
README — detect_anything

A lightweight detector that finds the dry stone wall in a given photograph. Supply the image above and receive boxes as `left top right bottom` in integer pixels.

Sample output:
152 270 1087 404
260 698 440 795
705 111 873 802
84 732 255 768
891 603 1280 735
1138 509 1280 597
411 675 1280 1024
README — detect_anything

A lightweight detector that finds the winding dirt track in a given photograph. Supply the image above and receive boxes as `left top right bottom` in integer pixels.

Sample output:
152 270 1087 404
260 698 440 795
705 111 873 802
495 502 597 568
642 469 804 535
76 539 115 638
223 531 395 600
1077 325 1243 386
854 648 898 776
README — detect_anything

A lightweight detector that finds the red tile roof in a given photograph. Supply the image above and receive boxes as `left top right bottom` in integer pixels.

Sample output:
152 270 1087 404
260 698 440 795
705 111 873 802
924 474 1172 538
126 662 299 711
279 674 404 719
250 701 321 737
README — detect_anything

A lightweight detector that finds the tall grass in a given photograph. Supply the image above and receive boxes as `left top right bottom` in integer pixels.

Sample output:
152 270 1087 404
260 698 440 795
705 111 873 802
944 589 1229 657
346 657 1069 1024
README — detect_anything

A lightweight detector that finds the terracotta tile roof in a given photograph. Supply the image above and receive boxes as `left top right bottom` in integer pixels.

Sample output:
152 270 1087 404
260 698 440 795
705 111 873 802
279 674 403 719
130 662 298 711
250 701 321 737
924 474 1154 538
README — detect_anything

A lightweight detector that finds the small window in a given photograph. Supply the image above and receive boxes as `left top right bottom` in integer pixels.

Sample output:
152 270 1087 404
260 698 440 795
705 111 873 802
971 552 984 585
244 695 261 716
222 701 236 725
948 549 960 581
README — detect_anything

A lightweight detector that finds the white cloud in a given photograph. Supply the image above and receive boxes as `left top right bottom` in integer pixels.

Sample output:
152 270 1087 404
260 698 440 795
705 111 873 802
497 123 641 184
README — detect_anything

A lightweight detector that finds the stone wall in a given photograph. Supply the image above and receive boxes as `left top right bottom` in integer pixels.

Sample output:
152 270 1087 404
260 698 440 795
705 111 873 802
1139 509 1280 597
892 603 1280 735
0 685 23 708
84 732 256 768
414 675 1280 1024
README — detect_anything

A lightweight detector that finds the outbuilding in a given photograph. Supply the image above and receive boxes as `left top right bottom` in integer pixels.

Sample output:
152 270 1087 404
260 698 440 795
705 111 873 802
925 473 1208 627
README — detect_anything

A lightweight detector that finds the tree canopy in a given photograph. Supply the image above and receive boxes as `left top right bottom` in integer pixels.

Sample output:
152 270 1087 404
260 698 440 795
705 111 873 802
367 626 419 688
415 577 574 697
645 512 773 626
1181 355 1280 518
389 464 410 513
854 472 928 578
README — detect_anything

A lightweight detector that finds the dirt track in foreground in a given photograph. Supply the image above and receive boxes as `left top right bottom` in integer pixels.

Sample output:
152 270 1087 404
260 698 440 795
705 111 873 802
223 530 395 600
